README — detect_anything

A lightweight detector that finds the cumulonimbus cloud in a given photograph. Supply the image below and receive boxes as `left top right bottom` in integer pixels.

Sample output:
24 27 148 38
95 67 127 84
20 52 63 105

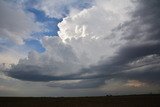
4 0 160 90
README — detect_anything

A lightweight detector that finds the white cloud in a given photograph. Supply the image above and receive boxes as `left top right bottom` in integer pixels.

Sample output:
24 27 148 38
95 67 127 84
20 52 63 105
57 0 135 65
0 0 43 65
0 44 29 65
0 0 40 44
37 0 72 18
36 0 93 19
14 36 81 76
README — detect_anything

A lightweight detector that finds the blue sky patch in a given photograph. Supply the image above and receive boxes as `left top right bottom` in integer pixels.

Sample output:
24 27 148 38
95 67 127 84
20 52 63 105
28 8 62 36
25 39 45 53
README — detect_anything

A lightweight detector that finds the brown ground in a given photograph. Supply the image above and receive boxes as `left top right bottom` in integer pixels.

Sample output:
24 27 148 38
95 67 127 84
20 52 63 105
0 94 159 107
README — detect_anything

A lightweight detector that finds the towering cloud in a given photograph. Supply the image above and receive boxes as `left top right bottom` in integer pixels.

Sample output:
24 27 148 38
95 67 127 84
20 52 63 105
2 0 160 94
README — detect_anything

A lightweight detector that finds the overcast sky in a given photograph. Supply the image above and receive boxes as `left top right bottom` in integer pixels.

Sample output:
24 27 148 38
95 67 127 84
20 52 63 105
0 0 160 97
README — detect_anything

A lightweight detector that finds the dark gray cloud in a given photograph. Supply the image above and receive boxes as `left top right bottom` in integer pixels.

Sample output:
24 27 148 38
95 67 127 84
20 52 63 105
112 43 160 65
80 0 160 87
120 0 160 41
5 63 112 82
5 64 79 82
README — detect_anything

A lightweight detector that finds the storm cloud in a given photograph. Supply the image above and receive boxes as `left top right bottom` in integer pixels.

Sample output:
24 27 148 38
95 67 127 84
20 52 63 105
81 0 160 87
1 0 160 94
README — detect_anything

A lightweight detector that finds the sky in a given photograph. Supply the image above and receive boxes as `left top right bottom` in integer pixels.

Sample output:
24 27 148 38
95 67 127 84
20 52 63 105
0 0 160 97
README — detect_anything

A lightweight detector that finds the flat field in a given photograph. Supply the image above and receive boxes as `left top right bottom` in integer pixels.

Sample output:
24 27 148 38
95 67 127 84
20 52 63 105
0 94 159 107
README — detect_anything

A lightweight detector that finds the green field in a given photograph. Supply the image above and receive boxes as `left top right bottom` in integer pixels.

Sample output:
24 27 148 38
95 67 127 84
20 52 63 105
0 94 159 107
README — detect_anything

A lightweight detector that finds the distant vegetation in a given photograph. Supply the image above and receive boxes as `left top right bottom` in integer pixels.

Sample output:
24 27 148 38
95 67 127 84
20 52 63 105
0 94 159 107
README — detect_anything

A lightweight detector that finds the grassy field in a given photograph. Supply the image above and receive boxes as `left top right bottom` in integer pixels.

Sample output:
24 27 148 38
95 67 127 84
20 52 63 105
0 94 159 107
